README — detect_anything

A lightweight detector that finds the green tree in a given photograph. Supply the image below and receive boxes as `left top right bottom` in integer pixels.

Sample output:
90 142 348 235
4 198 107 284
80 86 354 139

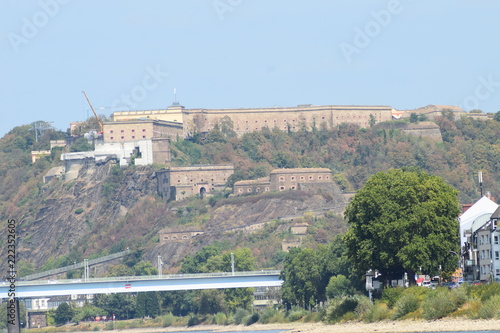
93 294 135 319
281 247 322 308
326 274 355 299
54 302 74 325
136 292 160 318
494 111 500 122
343 168 460 282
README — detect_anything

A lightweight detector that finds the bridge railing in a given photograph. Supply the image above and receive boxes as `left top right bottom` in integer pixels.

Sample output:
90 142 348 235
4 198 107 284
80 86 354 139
21 249 131 281
11 270 281 286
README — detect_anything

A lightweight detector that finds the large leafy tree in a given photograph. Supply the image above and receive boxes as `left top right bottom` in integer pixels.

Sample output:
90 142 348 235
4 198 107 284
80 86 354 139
343 168 460 281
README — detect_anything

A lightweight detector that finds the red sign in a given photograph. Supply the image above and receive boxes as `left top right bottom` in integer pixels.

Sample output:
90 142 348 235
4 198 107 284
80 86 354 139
125 284 131 289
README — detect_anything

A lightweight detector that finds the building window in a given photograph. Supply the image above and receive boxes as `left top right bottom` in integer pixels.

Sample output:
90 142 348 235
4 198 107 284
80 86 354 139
110 136 114 140
142 129 146 132
318 176 323 180
256 188 260 192
247 188 252 192
132 136 135 139
164 236 169 240
279 176 285 182
496 251 499 260
300 176 305 180
142 136 146 139
280 186 285 191
239 188 243 192
121 129 124 133
265 187 269 191
121 136 124 139
495 236 499 244
326 176 330 180
291 176 296 181
291 186 296 190
110 130 114 133
132 129 135 132
308 175 313 180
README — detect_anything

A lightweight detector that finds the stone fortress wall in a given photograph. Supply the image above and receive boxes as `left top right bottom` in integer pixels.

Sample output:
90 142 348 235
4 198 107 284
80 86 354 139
111 104 394 137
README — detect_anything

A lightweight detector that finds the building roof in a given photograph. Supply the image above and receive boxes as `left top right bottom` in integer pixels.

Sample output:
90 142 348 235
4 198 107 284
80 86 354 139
270 168 332 175
234 177 270 186
459 196 498 225
491 206 500 220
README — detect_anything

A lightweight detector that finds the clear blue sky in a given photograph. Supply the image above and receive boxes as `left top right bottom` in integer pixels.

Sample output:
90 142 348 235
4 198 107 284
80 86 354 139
1 0 499 138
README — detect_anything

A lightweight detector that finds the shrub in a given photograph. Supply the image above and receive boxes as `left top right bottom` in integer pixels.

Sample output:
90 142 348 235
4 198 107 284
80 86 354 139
215 312 227 325
392 293 419 319
422 289 456 320
287 306 308 322
477 294 500 319
245 313 259 326
382 287 405 308
74 208 84 214
233 308 250 325
162 313 175 327
324 296 362 323
354 295 373 319
363 302 390 323
187 314 200 327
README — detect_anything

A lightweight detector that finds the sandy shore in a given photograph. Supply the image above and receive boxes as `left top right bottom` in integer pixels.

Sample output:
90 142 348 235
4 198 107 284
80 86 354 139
70 319 500 333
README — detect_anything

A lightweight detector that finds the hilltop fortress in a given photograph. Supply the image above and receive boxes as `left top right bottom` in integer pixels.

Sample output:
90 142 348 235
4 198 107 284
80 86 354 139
110 103 395 137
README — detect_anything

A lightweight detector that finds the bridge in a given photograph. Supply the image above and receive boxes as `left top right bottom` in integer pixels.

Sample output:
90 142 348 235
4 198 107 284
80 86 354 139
0 270 282 298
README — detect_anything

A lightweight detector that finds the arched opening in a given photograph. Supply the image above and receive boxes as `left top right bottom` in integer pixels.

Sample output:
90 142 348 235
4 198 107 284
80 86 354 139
200 187 206 199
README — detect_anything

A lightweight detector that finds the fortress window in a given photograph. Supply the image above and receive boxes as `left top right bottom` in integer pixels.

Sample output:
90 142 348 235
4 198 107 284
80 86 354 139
178 180 181 182
164 236 169 240
279 176 285 182
300 176 305 180
274 120 277 123
326 176 330 180
142 136 146 139
308 176 313 180
280 186 285 191
132 136 135 139
246 120 248 123
247 188 252 192
318 176 322 180
291 186 296 190
121 129 124 133
142 129 146 132
265 187 269 191
182 235 188 239
110 130 114 133
256 188 260 192
255 120 258 123
284 120 287 122
110 137 114 140
121 136 124 139
239 189 243 192
291 176 296 181
322 117 325 120
132 129 135 132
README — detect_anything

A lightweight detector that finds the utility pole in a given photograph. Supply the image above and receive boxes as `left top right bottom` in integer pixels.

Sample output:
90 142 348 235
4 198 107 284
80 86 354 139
231 253 235 276
478 171 483 197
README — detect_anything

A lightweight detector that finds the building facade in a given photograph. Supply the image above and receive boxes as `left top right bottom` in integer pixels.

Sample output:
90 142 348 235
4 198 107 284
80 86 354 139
111 104 394 137
234 168 333 195
156 165 234 201
102 119 182 143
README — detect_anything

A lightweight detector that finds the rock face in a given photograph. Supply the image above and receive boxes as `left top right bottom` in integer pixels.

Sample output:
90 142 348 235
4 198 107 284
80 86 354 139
13 160 347 275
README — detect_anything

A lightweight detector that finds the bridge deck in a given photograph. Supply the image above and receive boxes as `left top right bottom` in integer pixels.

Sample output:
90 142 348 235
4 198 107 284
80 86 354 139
1 271 282 298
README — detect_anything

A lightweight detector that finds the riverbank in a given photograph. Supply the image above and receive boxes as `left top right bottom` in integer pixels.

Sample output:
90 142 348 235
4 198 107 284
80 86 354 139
67 318 500 333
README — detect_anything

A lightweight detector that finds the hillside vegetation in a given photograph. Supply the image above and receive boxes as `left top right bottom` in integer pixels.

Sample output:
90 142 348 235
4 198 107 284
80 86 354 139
0 114 499 276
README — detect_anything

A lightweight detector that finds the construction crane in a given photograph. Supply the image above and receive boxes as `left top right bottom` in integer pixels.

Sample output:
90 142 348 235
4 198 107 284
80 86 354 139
82 90 103 133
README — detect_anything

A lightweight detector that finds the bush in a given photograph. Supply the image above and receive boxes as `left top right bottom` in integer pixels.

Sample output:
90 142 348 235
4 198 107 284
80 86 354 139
325 296 363 323
215 312 227 325
382 287 405 308
74 208 84 214
392 293 419 319
354 295 373 319
245 313 259 326
162 313 175 327
422 289 456 320
363 302 390 323
287 306 308 321
233 308 250 325
477 294 500 319
187 314 200 327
